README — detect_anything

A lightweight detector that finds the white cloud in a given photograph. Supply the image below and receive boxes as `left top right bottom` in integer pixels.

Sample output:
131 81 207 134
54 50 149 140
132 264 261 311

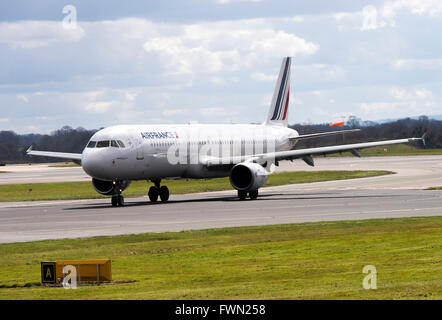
390 87 408 99
391 58 442 70
291 97 304 105
249 30 318 58
143 21 318 75
35 116 52 120
0 21 85 49
382 0 442 18
415 88 432 99
162 109 187 116
209 77 227 85
26 125 39 131
312 107 327 116
143 37 239 74
390 86 433 100
251 72 277 81
16 94 29 103
85 101 115 113
360 101 403 114
0 118 9 122
332 112 356 122
335 0 442 31
124 92 138 101
199 107 239 116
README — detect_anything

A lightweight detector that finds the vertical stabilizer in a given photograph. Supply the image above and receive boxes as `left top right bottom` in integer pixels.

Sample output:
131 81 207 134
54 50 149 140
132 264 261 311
265 57 291 127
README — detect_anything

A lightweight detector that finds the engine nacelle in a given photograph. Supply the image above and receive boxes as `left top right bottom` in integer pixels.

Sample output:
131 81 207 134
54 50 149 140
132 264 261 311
229 162 268 191
92 178 131 195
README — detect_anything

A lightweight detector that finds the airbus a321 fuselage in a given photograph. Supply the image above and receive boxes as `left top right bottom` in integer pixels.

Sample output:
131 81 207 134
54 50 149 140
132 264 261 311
28 57 423 206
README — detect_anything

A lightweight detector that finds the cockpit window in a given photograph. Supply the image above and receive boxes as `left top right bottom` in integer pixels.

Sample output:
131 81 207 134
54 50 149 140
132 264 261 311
87 141 96 148
111 140 119 148
96 140 110 148
117 140 125 148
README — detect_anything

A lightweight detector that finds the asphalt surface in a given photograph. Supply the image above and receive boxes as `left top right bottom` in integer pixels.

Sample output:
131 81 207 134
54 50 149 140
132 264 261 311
0 164 89 185
0 156 441 243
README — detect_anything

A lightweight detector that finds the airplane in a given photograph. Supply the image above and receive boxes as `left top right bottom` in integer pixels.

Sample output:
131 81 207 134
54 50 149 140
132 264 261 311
27 57 424 207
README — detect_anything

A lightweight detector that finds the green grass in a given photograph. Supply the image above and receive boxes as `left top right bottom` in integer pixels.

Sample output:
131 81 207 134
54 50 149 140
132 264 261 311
0 170 392 202
427 187 442 190
0 216 440 299
323 144 442 157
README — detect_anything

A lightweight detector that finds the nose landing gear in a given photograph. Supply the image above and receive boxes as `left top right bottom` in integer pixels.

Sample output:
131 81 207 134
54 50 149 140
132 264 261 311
148 179 169 203
110 181 125 207
111 194 125 207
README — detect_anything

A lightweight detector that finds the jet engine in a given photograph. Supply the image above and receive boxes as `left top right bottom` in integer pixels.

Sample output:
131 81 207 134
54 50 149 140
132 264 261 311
229 162 268 191
92 178 131 195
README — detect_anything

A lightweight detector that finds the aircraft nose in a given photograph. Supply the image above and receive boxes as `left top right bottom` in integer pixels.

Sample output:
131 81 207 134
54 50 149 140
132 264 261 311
82 152 100 178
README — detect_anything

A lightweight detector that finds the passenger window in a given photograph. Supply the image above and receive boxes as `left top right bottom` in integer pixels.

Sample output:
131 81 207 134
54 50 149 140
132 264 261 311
111 140 119 148
117 140 125 148
96 140 110 148
87 141 96 148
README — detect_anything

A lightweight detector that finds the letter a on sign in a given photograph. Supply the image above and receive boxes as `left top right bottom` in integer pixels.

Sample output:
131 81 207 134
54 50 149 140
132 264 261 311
41 262 56 284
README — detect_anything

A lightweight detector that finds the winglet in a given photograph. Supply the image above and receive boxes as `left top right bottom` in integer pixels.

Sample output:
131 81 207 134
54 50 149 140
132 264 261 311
421 132 427 147
26 145 33 154
408 133 427 146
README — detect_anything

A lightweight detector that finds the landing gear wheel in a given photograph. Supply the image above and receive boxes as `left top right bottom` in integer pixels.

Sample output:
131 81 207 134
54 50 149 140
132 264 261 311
249 190 258 200
111 196 118 207
159 186 169 202
148 186 159 202
111 195 125 207
117 195 125 207
238 190 248 200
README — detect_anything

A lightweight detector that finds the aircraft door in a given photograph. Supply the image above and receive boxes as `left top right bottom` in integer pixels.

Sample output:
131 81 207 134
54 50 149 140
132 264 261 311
136 139 144 160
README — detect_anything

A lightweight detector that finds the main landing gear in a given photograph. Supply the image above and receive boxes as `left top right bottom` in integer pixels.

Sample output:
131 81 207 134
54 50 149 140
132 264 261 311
238 189 259 200
148 179 169 203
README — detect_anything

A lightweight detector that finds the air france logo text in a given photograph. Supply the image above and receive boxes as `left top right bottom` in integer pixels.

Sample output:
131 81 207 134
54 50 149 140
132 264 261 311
141 132 178 139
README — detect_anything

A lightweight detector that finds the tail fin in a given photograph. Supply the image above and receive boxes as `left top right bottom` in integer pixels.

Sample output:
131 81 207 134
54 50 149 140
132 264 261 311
265 57 291 127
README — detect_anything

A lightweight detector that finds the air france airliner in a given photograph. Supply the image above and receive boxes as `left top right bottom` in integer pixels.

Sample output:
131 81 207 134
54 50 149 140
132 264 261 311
27 57 423 206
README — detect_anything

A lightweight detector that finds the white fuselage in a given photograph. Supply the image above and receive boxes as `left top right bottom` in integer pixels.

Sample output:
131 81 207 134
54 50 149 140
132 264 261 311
82 124 299 181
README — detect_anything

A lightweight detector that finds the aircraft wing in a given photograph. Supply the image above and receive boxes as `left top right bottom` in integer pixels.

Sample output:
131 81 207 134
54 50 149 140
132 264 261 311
291 129 360 141
203 137 423 167
26 146 83 162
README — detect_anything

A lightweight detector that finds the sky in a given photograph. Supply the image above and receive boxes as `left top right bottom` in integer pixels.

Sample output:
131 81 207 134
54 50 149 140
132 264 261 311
0 0 441 134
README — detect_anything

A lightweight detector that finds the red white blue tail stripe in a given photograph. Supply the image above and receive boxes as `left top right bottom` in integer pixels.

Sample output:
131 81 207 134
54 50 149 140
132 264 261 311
265 57 291 126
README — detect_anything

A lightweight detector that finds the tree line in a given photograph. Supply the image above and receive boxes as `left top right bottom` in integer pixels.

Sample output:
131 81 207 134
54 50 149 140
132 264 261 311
0 126 97 164
0 117 441 164
290 116 440 149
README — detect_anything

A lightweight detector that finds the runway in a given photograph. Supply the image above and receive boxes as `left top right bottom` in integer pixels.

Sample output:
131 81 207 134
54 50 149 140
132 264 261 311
0 163 89 185
1 155 442 188
0 188 441 243
0 155 441 243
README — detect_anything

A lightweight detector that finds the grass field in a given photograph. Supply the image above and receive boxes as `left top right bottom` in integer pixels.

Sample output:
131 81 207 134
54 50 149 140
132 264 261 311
0 170 391 202
0 216 440 299
427 187 442 190
324 144 442 157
